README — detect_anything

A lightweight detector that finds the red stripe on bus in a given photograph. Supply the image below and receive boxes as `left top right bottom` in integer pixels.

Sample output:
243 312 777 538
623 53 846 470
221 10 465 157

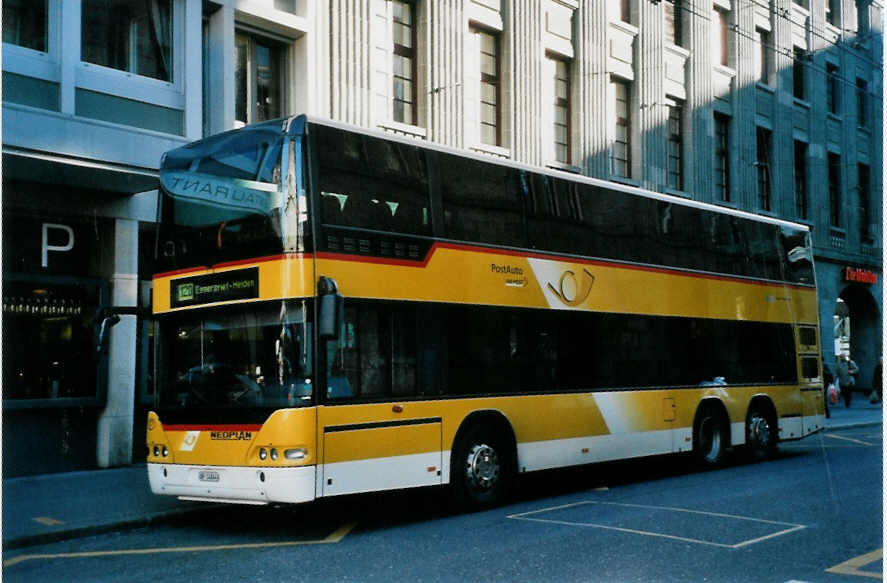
161 424 263 432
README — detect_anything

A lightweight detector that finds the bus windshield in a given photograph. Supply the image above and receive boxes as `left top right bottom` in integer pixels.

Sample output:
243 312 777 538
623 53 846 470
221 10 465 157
157 120 289 271
155 300 313 422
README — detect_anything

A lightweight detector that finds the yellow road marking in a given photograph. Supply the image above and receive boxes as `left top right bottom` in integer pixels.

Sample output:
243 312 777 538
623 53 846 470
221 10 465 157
3 522 356 568
33 517 66 526
826 549 882 579
823 434 875 446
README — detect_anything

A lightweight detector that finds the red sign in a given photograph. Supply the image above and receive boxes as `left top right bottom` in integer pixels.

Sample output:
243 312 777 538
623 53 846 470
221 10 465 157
844 267 878 284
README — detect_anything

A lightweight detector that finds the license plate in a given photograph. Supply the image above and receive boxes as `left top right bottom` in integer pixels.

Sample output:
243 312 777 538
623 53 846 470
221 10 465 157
198 470 220 483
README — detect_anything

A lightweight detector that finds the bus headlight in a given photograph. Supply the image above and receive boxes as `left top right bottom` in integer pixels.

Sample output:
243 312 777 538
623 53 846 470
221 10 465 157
285 448 307 460
270 448 278 461
162 446 169 457
259 448 267 460
153 445 160 457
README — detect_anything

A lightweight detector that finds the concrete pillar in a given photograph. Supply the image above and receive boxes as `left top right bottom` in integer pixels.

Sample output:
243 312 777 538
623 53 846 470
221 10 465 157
329 0 373 126
575 0 610 179
97 218 138 468
686 0 715 202
507 0 544 165
428 0 465 147
637 0 667 191
206 2 236 135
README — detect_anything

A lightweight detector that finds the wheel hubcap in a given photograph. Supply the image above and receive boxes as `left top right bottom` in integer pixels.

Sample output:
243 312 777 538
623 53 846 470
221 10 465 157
466 443 500 490
750 414 771 449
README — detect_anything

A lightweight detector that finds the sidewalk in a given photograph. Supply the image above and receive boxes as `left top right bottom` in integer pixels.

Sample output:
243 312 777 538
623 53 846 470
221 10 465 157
2 399 882 551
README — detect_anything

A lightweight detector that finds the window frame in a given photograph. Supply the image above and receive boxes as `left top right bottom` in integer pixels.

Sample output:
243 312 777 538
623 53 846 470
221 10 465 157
826 62 840 115
858 163 871 240
391 0 418 126
794 140 808 220
666 101 683 191
856 78 868 127
611 79 632 179
792 48 806 101
76 0 185 112
551 56 572 165
664 0 683 47
713 113 730 203
234 29 288 128
828 152 842 227
756 127 772 212
476 27 502 147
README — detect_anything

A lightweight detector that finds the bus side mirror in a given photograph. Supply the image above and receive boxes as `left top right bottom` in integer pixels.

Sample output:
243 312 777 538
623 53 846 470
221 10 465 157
318 277 343 340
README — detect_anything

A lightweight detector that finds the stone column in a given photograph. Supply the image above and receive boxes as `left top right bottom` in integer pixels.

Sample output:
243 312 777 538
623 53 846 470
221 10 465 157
575 0 610 178
686 0 715 202
428 0 465 147
96 218 138 468
637 0 667 190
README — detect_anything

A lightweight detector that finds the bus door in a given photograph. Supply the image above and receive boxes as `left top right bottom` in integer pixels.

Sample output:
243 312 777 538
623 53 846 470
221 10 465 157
316 296 443 496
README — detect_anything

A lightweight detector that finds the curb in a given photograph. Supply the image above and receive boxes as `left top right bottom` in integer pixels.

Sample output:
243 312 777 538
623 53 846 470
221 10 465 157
1 506 217 551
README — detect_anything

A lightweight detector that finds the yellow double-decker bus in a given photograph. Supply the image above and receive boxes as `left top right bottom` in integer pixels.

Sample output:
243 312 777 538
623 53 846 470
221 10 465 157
147 115 824 508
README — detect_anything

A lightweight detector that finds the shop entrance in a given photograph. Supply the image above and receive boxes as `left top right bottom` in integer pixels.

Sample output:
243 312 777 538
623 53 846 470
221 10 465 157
834 285 881 394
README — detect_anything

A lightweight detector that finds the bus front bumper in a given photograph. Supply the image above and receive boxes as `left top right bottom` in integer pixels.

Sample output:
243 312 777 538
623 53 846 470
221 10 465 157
148 463 316 505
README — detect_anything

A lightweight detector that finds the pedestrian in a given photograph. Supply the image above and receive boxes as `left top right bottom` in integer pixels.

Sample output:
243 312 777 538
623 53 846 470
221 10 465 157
822 362 833 418
871 357 882 404
836 353 856 407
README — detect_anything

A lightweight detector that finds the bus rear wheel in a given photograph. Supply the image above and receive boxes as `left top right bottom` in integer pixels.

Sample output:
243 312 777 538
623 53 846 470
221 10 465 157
693 404 728 467
746 406 777 461
451 426 513 510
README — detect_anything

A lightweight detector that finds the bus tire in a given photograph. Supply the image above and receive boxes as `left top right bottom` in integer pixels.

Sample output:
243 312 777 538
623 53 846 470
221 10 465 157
693 403 728 467
451 424 514 510
745 401 778 461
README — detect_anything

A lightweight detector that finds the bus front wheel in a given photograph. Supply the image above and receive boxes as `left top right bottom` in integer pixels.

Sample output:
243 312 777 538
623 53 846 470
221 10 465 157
451 425 513 510
693 404 728 467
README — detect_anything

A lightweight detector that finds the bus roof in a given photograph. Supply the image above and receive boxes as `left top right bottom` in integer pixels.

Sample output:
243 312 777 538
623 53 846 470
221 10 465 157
188 114 811 235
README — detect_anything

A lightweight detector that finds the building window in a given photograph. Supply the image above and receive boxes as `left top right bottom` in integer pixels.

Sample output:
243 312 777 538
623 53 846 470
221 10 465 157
826 63 840 115
756 127 772 211
714 8 730 67
477 28 501 146
756 28 772 85
792 0 809 8
2 0 47 52
664 0 683 47
826 0 840 26
856 78 868 127
794 141 808 220
714 113 730 202
82 0 173 82
792 48 806 100
858 163 870 239
235 32 284 126
553 58 571 164
828 153 841 227
666 102 683 190
620 0 631 23
392 0 417 125
612 80 631 178
857 0 870 36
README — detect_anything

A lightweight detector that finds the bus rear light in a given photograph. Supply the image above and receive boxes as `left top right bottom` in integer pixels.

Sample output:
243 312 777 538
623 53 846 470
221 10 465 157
285 448 307 460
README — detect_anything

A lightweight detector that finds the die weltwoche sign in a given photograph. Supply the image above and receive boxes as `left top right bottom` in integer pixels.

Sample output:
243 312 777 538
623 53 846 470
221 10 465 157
843 267 878 285
171 268 259 308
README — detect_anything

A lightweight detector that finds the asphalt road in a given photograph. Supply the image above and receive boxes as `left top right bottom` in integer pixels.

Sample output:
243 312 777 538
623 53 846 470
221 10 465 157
4 426 882 582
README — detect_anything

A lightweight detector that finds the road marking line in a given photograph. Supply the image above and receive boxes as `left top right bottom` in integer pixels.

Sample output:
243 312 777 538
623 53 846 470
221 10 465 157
32 517 66 526
2 522 356 568
825 549 882 579
823 434 875 446
508 501 805 549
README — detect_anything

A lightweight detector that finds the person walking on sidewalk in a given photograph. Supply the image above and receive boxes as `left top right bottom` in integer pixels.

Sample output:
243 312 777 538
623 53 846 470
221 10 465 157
836 353 857 407
871 357 882 404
